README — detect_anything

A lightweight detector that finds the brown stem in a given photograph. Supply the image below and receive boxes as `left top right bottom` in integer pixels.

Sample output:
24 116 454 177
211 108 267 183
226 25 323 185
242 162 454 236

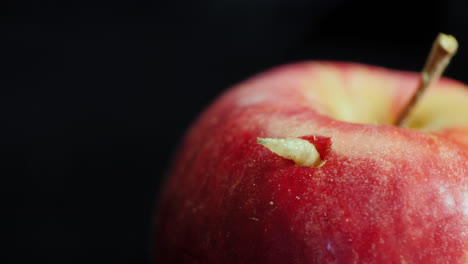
395 33 458 126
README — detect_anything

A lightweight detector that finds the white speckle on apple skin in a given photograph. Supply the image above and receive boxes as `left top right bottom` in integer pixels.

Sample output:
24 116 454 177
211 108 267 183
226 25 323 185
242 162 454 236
326 241 335 256
463 192 468 217
438 185 456 209
237 94 269 107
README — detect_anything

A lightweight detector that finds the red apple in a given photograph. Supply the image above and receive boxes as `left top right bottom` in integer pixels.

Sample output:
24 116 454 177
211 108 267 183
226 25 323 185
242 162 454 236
155 35 467 263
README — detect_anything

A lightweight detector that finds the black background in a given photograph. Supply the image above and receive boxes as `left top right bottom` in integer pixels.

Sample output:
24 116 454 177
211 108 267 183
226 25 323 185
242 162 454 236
3 0 468 263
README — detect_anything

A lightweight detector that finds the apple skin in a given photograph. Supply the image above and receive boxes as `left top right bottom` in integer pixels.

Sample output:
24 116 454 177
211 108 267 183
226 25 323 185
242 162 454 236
156 62 468 263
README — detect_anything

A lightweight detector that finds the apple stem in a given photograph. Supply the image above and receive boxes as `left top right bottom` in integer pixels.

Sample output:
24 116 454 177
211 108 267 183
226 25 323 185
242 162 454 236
395 33 458 126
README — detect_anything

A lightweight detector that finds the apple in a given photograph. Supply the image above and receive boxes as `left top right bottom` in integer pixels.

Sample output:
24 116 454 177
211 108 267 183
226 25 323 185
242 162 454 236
155 34 467 263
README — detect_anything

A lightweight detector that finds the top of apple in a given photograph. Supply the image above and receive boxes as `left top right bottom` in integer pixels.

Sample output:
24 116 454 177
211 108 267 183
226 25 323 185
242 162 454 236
207 34 468 151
